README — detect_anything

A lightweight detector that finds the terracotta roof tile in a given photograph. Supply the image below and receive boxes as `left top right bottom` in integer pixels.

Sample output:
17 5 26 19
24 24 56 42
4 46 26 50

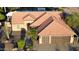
30 11 62 27
30 12 51 27
11 11 75 36
12 11 45 24
38 20 75 36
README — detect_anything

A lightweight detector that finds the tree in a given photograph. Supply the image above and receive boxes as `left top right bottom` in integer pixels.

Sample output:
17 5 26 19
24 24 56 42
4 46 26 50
0 8 5 20
0 13 5 20
65 12 79 36
7 7 20 11
27 28 38 41
0 7 4 13
26 29 38 50
65 12 79 29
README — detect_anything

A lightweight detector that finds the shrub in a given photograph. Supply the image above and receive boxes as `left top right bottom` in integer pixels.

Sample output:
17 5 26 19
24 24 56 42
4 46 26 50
0 13 5 20
27 28 38 41
17 39 25 49
65 12 79 29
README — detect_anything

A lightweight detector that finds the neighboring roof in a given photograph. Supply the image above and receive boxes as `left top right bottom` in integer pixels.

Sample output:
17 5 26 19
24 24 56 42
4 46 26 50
38 20 75 36
12 11 45 24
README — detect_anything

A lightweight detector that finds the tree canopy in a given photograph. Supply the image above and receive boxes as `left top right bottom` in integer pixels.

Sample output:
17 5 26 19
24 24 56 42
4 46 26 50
27 28 38 41
0 13 5 20
7 7 20 11
0 8 5 20
0 8 4 13
65 12 79 29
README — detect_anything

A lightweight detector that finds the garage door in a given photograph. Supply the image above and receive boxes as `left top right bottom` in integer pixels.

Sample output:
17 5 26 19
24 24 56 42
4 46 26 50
51 36 70 45
42 36 49 45
42 36 70 44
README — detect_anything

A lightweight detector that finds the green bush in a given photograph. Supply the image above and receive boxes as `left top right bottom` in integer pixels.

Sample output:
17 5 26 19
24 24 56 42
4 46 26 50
65 12 79 29
17 39 25 49
0 13 5 20
0 8 4 13
27 28 38 41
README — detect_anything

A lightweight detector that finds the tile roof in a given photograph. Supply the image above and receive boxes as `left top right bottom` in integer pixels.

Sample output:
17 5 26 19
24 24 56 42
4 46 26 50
37 12 76 36
38 20 75 36
30 11 61 27
11 11 75 36
37 16 53 32
12 11 45 24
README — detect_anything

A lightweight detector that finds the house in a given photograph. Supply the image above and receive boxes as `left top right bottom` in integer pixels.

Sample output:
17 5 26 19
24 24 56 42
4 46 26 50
10 11 76 45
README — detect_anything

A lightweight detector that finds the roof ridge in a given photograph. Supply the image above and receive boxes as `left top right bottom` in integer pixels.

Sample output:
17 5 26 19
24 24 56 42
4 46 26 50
30 12 46 25
37 16 55 34
23 13 36 20
36 12 46 20
30 12 51 27
38 16 75 36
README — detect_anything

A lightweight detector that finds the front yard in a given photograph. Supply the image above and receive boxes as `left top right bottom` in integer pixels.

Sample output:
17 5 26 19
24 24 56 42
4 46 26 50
0 24 79 51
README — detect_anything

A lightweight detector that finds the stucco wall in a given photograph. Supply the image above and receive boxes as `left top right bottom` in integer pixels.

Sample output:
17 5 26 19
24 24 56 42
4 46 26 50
12 20 33 31
12 24 25 31
39 36 71 44
6 22 11 27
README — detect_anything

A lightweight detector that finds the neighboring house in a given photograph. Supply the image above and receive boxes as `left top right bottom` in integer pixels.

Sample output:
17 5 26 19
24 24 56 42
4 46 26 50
10 11 76 45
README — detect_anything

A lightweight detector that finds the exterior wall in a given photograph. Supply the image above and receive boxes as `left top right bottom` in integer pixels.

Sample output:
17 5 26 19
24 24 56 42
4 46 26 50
24 21 33 30
6 22 11 27
49 36 51 44
39 36 50 44
24 21 34 23
70 35 74 43
39 36 42 44
12 20 34 31
12 24 25 31
39 36 71 44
